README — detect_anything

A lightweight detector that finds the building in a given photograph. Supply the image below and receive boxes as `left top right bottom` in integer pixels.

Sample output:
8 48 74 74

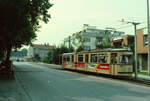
10 50 27 61
111 35 134 48
137 28 148 72
27 44 54 60
64 24 125 51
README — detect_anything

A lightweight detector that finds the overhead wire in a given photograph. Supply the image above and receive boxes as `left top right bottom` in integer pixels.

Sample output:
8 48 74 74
112 21 147 31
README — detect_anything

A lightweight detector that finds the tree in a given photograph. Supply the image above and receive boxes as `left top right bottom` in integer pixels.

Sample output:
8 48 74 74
0 0 53 62
33 54 41 62
72 31 84 51
95 30 111 49
102 30 111 48
43 45 74 64
43 49 54 63
76 45 84 52
21 48 28 55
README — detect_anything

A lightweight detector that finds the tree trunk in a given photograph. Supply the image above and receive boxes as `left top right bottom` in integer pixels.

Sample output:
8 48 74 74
6 44 12 62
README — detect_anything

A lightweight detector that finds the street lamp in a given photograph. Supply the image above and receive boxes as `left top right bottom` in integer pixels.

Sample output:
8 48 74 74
147 0 150 76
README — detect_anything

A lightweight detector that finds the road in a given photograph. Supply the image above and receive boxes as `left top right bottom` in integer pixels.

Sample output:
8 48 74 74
1 62 150 101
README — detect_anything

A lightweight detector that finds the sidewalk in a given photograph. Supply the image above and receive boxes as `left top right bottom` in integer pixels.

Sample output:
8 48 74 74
138 74 150 81
0 74 29 101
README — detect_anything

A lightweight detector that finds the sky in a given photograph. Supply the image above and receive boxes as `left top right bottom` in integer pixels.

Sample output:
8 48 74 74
34 0 148 46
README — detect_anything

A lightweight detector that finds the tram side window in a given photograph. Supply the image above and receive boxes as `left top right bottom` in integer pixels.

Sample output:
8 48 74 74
78 55 83 62
98 54 107 64
120 55 133 64
85 54 89 63
91 54 97 63
72 55 74 62
67 56 70 62
63 57 66 61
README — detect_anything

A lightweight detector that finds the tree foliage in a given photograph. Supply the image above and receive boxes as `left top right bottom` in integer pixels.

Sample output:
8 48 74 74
0 0 52 62
72 31 84 51
43 45 74 64
33 54 41 62
76 45 84 52
96 30 111 49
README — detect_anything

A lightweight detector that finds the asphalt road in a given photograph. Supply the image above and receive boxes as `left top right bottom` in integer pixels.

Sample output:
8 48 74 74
5 62 150 101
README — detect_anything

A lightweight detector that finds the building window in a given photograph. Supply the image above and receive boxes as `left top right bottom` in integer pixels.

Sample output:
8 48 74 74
127 36 134 45
84 37 91 42
84 46 91 51
143 35 148 45
96 37 103 48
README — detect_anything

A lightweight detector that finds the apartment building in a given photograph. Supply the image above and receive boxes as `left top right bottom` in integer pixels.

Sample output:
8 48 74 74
64 24 124 51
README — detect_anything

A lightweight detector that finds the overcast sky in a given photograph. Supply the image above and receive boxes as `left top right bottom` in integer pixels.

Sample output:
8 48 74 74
34 0 148 46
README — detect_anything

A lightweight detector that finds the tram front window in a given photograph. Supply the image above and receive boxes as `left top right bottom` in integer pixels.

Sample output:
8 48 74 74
120 55 132 64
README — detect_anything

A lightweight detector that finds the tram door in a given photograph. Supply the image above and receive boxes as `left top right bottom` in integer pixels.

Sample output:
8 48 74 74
110 53 118 75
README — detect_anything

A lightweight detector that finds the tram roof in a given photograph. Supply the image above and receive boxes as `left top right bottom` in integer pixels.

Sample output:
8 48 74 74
62 48 132 55
88 48 132 53
62 52 76 55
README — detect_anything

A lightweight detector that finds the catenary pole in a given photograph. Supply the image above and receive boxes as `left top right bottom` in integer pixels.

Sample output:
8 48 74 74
120 19 140 79
147 0 150 76
133 23 139 79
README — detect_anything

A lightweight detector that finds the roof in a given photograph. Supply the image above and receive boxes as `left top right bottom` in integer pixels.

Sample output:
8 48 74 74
90 48 132 52
62 48 132 55
32 44 53 50
62 52 76 56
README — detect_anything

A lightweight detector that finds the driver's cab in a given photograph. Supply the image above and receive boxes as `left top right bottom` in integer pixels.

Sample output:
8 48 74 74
110 52 133 76
118 52 133 76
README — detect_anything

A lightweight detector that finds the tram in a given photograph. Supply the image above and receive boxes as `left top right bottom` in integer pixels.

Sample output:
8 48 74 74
62 48 134 77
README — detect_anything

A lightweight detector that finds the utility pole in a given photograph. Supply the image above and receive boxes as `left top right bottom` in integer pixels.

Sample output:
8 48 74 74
133 22 140 79
120 19 140 79
147 0 150 76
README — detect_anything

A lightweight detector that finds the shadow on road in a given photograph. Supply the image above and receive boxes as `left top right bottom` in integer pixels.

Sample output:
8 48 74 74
0 74 15 80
